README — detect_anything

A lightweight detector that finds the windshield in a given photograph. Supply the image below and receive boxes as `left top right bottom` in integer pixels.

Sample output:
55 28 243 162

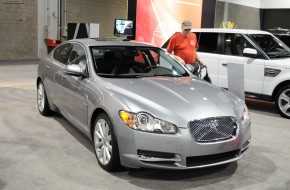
90 46 189 78
249 34 290 58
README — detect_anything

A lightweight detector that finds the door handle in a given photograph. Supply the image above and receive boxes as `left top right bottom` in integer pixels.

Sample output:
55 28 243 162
222 63 227 67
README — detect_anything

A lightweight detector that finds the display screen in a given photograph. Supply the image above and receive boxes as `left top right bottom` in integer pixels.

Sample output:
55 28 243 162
136 0 203 47
114 19 134 36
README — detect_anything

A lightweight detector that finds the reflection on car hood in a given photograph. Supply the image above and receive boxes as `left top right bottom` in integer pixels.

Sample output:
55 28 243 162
102 76 242 126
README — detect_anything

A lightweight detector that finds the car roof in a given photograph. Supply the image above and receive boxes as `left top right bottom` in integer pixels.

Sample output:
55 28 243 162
68 38 156 47
191 28 271 35
161 28 273 48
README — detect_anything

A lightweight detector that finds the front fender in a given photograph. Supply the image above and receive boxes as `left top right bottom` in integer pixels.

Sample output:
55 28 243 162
263 68 290 96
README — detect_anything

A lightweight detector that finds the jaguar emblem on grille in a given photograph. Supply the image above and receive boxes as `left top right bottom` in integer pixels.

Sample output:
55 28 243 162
209 120 218 130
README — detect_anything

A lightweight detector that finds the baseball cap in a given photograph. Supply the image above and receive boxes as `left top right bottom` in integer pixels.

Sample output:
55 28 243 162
181 20 192 30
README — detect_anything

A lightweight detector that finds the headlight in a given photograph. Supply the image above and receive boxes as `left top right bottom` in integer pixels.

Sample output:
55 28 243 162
240 104 251 126
119 111 177 134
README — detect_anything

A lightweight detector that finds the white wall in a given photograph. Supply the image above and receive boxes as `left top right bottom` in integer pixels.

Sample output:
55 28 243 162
218 0 290 9
260 0 290 8
38 0 48 58
38 0 59 59
47 0 58 40
217 0 260 8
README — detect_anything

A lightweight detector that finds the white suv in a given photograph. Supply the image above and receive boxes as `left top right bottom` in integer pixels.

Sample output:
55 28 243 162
163 29 290 118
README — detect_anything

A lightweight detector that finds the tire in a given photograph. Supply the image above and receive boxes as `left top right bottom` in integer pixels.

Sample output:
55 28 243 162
37 81 53 116
275 85 290 119
93 113 121 172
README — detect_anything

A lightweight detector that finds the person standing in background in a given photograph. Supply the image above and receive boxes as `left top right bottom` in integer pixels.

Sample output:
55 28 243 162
166 20 205 70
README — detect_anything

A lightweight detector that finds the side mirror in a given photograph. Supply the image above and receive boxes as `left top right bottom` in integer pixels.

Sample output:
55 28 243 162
79 60 87 73
243 48 258 58
65 64 85 77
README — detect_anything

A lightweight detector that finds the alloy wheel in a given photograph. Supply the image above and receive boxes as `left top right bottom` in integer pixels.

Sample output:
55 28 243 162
278 88 290 118
94 118 112 165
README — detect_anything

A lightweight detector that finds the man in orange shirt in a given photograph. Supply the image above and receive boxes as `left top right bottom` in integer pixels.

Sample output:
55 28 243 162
167 20 205 70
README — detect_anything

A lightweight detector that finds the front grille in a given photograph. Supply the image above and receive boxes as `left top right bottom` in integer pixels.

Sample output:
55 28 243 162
188 117 238 143
186 150 240 167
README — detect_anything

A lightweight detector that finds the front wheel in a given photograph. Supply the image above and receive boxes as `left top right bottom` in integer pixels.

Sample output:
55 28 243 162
275 85 290 119
93 113 121 172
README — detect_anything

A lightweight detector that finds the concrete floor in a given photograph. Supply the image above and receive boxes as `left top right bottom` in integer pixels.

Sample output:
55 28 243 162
0 62 290 190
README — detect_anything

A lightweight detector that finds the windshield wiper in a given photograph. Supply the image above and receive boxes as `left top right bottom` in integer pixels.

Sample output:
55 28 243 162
97 73 144 78
150 73 182 77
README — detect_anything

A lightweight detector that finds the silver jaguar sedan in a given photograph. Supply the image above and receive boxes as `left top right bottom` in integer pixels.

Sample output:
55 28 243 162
37 38 251 172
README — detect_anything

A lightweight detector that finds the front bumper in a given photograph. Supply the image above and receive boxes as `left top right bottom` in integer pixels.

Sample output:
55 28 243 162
114 121 251 170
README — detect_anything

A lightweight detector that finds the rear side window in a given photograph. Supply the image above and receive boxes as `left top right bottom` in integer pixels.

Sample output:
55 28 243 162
223 33 254 56
196 32 218 53
53 43 73 64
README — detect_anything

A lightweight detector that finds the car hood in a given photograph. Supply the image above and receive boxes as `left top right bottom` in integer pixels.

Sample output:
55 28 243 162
101 76 243 127
266 57 290 69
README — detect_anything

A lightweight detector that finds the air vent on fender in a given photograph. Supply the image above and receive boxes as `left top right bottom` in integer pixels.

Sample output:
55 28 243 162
265 68 281 77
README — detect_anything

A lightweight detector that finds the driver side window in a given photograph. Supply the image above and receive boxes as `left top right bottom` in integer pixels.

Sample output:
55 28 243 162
68 43 87 65
52 43 73 64
68 43 87 72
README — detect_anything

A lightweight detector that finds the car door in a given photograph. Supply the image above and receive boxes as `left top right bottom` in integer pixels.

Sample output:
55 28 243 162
55 43 89 130
218 33 265 95
46 43 73 104
195 32 220 85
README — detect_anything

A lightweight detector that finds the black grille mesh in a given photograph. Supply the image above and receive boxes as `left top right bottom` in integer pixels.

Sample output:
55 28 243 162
188 117 237 143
